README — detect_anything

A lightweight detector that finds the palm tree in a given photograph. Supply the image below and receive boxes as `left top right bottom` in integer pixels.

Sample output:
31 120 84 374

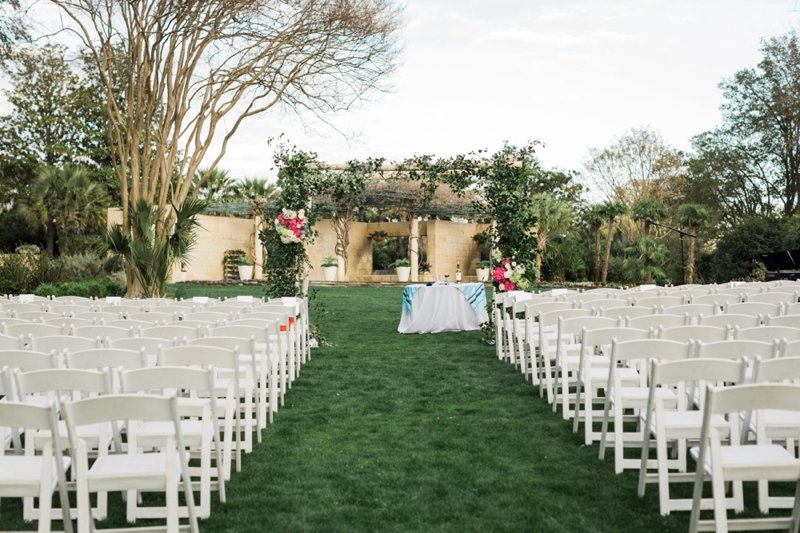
192 167 237 202
234 178 280 202
98 198 206 297
583 205 605 284
531 193 573 280
623 236 667 284
600 201 628 285
18 165 110 255
631 197 667 236
676 204 710 284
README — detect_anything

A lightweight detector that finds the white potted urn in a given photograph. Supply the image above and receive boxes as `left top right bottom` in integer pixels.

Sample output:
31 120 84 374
238 257 254 281
393 258 411 282
180 270 188 282
322 256 338 282
476 261 491 282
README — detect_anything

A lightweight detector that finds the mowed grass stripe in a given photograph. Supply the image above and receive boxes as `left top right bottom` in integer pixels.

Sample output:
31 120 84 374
199 286 687 533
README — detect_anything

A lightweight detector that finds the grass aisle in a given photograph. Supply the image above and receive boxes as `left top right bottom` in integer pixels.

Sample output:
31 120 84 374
199 286 687 533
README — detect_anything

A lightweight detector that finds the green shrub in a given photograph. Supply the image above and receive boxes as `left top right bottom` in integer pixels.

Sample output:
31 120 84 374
101 277 126 297
60 253 106 280
33 283 59 297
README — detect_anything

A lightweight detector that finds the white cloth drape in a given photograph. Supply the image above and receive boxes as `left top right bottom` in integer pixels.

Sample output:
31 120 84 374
398 285 489 334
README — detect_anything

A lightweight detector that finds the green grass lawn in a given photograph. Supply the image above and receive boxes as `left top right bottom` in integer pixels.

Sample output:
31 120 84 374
0 285 781 531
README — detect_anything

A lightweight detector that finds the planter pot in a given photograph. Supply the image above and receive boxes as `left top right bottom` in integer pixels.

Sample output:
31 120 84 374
476 268 490 282
322 266 338 282
372 236 386 242
396 266 411 282
238 265 254 281
180 271 187 282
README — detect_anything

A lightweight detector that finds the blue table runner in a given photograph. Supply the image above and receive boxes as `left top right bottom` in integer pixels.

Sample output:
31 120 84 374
402 283 486 316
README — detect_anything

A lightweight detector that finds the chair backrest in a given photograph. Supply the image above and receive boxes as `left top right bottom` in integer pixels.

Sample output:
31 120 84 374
735 325 800 343
182 311 233 323
127 312 176 323
753 356 800 384
611 338 691 364
766 314 800 328
5 323 62 339
187 336 256 356
210 325 269 343
698 313 761 329
66 348 148 370
206 305 251 315
120 365 215 396
663 304 718 318
103 319 156 330
74 312 119 322
747 292 797 305
538 308 591 328
659 325 729 343
523 301 573 319
17 311 57 322
691 294 741 307
158 345 238 370
0 332 20 350
166 320 214 333
98 304 143 315
144 325 201 342
784 302 800 315
2 303 43 313
726 302 782 317
14 367 112 400
47 304 93 315
42 317 95 328
583 299 630 312
695 339 779 360
580 326 651 353
0 350 57 371
32 335 100 355
71 325 132 341
633 296 684 308
716 287 761 296
599 306 654 322
558 316 617 338
627 314 685 331
650 357 749 410
780 339 800 358
563 292 608 303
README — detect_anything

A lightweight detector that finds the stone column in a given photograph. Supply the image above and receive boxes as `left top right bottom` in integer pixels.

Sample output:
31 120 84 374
410 217 419 282
254 215 264 280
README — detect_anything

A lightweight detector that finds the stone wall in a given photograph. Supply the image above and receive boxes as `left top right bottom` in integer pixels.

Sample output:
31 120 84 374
109 209 490 282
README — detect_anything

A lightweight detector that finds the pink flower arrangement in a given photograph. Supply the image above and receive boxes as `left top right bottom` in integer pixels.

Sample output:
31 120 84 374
274 208 305 244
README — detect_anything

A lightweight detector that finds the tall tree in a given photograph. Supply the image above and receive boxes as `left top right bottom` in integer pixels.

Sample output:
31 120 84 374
192 168 237 203
623 236 667 285
18 165 110 255
0 0 27 60
531 193 573 279
49 0 402 296
631 197 667 236
583 127 684 206
676 204 709 284
234 178 280 202
583 205 605 284
600 201 627 285
692 32 800 216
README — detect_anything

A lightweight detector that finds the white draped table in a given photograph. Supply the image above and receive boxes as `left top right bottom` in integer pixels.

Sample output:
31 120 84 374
398 282 489 334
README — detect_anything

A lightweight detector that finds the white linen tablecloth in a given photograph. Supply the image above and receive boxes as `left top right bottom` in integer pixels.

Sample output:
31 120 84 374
398 283 489 334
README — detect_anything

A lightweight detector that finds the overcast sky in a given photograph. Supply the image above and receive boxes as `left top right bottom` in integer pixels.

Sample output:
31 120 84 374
7 0 800 183
223 0 800 182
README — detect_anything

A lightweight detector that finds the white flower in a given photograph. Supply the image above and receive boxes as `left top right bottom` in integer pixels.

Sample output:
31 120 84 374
498 283 505 292
511 261 517 267
503 270 512 279
298 209 305 218
282 208 297 219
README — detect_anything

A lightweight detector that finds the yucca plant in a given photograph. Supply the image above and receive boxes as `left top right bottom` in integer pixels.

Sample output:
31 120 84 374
98 198 205 297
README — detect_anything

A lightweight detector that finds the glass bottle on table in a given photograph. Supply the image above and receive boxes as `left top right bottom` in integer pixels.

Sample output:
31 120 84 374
455 262 462 283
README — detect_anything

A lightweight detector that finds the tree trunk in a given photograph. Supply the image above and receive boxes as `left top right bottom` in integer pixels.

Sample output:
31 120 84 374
643 221 651 236
46 220 57 256
535 232 547 281
601 217 615 285
686 224 697 284
331 214 350 280
593 225 601 284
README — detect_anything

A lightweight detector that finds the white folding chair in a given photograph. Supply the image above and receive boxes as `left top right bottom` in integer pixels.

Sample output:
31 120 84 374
726 301 783 317
536 309 591 403
62 394 199 533
0 400 72 533
120 366 228 519
627 314 685 331
599 338 691 473
109 337 174 367
735 325 800 343
638 358 748 516
767 314 800 328
689 383 800 533
658 325 729 349
698 313 761 329
572 327 651 445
